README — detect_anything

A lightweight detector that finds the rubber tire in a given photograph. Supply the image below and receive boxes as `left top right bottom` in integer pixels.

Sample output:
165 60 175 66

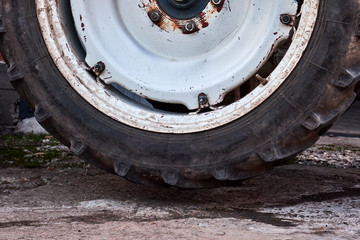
1 0 359 188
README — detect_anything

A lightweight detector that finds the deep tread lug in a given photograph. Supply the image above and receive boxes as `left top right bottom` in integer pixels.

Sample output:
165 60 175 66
7 63 24 83
302 113 321 130
34 104 50 123
331 68 360 88
162 171 179 186
70 139 87 156
114 161 131 177
212 167 227 180
258 149 278 163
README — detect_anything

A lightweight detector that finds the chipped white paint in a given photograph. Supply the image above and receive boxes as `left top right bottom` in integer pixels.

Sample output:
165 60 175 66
36 0 319 133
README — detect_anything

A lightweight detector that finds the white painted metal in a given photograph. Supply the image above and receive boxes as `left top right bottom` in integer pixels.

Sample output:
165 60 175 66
70 0 297 109
36 0 319 133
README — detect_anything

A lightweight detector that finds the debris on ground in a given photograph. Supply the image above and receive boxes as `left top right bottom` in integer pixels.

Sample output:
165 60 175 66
297 144 360 169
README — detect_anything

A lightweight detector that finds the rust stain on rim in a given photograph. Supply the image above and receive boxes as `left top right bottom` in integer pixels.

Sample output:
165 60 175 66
141 0 225 34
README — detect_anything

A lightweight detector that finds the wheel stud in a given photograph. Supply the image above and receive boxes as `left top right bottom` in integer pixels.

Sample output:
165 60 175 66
183 21 197 33
280 14 292 25
211 0 223 6
149 10 162 23
198 93 209 106
255 74 268 85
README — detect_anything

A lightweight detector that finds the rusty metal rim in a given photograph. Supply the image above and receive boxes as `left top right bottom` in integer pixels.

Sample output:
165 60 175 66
35 0 319 134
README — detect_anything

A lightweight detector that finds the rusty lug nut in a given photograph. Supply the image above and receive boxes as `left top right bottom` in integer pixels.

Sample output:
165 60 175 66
184 21 197 33
93 61 106 73
149 10 162 22
280 14 292 25
211 0 223 6
198 93 209 105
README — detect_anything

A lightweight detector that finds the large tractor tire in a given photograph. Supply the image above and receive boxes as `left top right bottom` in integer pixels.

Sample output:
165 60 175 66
0 0 359 188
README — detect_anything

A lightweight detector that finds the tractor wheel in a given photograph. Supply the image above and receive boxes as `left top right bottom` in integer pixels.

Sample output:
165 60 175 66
0 0 359 188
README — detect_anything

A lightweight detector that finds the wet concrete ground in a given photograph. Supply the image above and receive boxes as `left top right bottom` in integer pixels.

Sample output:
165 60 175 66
0 136 360 239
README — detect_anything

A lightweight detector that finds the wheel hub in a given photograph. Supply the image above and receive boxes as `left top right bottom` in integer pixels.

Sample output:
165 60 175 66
157 0 209 19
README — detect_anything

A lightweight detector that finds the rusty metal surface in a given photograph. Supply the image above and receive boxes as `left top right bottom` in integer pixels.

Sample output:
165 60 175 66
141 0 224 33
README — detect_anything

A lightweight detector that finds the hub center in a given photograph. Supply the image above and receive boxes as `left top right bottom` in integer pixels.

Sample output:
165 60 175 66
168 0 198 9
157 0 209 19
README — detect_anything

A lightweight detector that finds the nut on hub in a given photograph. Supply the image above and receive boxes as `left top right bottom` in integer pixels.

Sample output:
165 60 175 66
198 93 209 106
280 14 292 25
149 10 162 22
211 0 223 6
183 20 198 33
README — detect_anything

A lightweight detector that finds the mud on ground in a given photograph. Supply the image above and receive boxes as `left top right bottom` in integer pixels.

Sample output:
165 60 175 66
0 134 360 239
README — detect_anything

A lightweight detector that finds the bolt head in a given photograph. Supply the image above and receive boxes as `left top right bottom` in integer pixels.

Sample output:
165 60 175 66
280 14 292 25
211 0 223 6
198 94 208 105
150 11 161 22
184 21 197 33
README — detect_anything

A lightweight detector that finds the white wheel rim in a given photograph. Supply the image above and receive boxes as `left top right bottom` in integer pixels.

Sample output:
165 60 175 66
36 0 319 133
71 0 296 109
